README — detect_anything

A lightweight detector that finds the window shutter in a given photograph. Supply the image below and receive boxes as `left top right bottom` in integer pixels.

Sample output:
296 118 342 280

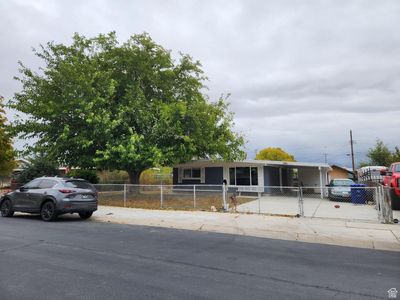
200 168 205 183
178 168 183 183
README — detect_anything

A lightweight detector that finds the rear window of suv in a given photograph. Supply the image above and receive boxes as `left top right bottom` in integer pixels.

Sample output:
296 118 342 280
64 180 95 190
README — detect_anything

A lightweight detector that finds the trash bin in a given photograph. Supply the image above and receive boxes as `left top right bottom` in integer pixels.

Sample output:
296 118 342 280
351 184 367 204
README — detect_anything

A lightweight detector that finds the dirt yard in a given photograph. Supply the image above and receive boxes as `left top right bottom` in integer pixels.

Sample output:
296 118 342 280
98 190 253 212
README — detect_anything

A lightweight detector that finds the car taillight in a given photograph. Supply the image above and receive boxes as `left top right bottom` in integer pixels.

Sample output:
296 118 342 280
59 189 76 194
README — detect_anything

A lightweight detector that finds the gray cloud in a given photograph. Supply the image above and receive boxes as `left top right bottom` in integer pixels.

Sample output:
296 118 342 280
1 0 400 166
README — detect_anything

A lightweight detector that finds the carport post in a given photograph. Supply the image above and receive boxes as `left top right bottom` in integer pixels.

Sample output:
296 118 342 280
123 184 127 207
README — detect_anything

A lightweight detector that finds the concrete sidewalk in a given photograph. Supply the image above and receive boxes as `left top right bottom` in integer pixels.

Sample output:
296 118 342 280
92 206 400 252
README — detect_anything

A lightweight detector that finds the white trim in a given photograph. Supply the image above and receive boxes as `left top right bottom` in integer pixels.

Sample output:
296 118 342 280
174 159 331 170
227 166 260 186
258 166 264 187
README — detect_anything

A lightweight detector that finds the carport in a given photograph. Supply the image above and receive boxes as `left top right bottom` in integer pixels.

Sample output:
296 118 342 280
262 161 331 199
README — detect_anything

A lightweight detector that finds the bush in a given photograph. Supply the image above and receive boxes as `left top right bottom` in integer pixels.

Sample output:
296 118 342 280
140 167 172 185
16 157 59 185
68 169 99 184
97 170 129 184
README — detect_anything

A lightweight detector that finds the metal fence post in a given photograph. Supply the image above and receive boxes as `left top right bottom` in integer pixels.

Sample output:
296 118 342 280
123 184 127 207
258 195 261 214
298 187 304 217
222 184 227 211
193 185 196 209
160 185 163 208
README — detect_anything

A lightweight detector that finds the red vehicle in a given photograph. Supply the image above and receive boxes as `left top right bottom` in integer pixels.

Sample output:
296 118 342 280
382 162 400 210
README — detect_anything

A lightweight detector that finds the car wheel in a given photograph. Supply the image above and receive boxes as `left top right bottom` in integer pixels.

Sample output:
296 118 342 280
40 201 57 221
1 199 14 217
79 212 93 220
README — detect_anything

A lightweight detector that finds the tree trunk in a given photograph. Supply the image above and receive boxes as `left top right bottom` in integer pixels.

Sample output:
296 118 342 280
127 169 141 184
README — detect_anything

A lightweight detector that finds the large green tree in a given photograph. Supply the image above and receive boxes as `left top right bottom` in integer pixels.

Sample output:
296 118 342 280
0 95 16 176
10 32 245 183
366 139 399 166
255 147 295 162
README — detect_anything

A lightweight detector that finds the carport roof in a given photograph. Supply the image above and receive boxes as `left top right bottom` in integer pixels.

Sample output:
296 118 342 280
175 159 331 169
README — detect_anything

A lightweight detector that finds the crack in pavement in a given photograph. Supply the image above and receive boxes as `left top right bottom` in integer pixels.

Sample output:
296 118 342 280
4 237 384 299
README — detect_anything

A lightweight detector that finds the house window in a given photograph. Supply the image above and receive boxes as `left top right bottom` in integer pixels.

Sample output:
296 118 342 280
183 168 201 179
229 167 258 186
229 168 236 185
251 167 258 185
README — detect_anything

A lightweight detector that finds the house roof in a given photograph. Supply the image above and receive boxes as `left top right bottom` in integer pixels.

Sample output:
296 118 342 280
175 159 331 169
330 165 355 174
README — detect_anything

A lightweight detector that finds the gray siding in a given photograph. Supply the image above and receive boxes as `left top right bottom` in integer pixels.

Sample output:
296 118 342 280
264 166 280 186
172 166 223 185
205 167 223 184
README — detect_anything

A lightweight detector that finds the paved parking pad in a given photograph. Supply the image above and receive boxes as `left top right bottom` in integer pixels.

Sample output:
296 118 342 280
238 196 400 222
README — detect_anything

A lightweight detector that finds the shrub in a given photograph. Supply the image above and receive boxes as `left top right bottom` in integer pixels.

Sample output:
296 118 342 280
68 169 99 184
16 157 59 185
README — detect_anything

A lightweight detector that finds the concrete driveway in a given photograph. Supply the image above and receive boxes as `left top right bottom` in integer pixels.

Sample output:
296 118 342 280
237 196 400 222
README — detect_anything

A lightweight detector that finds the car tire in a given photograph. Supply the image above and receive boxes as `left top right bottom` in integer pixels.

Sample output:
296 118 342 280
40 201 57 222
0 199 14 217
79 212 93 220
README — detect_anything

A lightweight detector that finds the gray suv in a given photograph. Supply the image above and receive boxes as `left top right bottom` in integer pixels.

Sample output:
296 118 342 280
0 177 98 221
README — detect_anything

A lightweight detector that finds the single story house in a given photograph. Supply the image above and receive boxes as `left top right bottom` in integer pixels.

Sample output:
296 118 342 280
328 165 355 181
173 160 331 197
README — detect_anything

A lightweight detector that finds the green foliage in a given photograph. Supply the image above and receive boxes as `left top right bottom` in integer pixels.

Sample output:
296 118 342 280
392 146 400 162
366 139 399 166
255 147 296 162
98 170 129 183
140 167 172 185
0 96 16 176
16 156 59 185
68 169 99 184
10 32 245 183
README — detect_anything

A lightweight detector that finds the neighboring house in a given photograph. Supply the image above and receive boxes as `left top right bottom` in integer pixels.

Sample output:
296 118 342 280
173 160 331 197
0 159 31 187
328 165 355 181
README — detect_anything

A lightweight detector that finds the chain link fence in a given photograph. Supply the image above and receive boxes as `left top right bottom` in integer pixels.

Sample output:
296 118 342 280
94 184 395 223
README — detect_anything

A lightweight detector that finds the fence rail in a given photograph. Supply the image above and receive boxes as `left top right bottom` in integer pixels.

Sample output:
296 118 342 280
93 184 395 223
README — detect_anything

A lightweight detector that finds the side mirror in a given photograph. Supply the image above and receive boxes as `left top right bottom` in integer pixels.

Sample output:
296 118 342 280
19 186 27 192
380 170 387 176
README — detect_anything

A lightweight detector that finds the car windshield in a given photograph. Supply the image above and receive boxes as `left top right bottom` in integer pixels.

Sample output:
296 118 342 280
64 180 94 190
333 180 354 186
395 164 400 172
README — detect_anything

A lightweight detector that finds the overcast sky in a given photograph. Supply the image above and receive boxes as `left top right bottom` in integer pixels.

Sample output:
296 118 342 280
1 0 400 167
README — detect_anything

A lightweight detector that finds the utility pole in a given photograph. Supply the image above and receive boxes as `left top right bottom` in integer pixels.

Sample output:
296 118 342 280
350 130 356 175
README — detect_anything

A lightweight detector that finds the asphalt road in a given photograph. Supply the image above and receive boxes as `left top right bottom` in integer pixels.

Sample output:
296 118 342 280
0 214 399 300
